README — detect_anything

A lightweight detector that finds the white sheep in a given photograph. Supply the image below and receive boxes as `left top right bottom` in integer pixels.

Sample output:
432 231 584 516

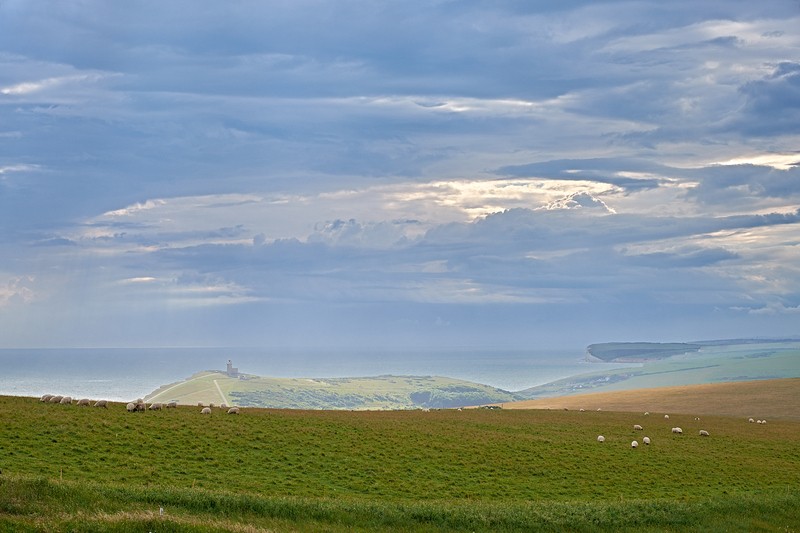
633 424 643 431
40 394 53 402
148 403 163 410
49 395 63 403
631 440 638 448
644 412 649 416
126 402 136 412
166 401 177 408
672 427 683 434
227 407 240 415
699 430 709 436
220 404 228 409
694 417 700 421
93 400 108 408
579 408 585 412
664 414 669 419
197 402 204 407
201 407 212 414
76 398 91 406
757 419 763 424
748 418 754 423
59 396 72 405
761 419 767 424
643 436 651 445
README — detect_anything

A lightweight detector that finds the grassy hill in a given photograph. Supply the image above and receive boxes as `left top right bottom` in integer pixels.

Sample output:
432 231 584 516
1 391 799 531
145 372 522 409
499 377 800 421
521 339 800 398
586 342 702 362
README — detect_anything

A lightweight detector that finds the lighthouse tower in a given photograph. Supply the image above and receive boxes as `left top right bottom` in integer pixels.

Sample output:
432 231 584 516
226 359 239 377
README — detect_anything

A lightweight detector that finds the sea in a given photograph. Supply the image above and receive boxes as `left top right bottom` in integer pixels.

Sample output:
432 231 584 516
0 347 636 402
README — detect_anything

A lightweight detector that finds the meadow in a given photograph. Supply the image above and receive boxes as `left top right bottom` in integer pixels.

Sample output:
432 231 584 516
1 392 799 531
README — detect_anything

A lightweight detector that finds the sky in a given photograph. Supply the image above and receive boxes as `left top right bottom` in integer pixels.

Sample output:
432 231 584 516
0 0 799 350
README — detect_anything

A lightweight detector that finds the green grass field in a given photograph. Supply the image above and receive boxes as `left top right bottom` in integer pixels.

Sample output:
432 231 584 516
145 372 522 409
1 393 799 531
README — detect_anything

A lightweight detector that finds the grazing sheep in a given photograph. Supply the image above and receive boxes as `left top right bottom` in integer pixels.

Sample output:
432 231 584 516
596 435 605 443
49 395 63 403
643 436 651 445
220 404 228 409
209 403 215 408
40 394 53 402
197 402 204 407
148 403 163 410
93 400 107 408
201 407 212 415
748 418 754 423
633 424 643 431
664 414 669 419
644 412 649 416
126 402 136 412
672 427 683 434
227 407 240 415
166 401 177 408
699 430 709 436
761 419 767 424
76 398 91 406
579 408 585 412
757 419 763 424
59 396 72 405
131 402 146 412
596 408 602 411
631 440 638 448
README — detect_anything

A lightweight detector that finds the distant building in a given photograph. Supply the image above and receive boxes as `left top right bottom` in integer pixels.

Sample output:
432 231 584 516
226 359 240 377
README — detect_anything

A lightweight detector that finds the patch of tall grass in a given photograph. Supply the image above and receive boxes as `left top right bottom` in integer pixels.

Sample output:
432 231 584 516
2 474 799 532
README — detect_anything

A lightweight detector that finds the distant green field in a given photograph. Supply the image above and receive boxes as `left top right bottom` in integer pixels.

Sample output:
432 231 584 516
146 372 522 409
522 340 800 398
587 342 702 362
1 395 799 531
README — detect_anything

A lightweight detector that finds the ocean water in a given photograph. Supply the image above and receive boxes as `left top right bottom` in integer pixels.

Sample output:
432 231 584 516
0 347 633 402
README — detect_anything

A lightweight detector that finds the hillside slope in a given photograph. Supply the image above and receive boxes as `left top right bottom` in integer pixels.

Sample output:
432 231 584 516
500 377 800 421
145 372 521 409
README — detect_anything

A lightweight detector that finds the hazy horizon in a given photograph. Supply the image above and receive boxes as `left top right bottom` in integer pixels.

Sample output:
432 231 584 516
1 1 799 351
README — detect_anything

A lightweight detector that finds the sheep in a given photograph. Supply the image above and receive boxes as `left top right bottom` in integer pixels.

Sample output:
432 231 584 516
579 408 585 412
126 402 136 412
49 395 63 403
40 394 53 402
757 419 763 424
76 398 91 406
644 412 649 416
201 407 212 415
209 403 215 408
672 427 683 434
748 418 755 423
633 424 643 431
761 419 767 424
227 407 240 415
59 396 72 405
220 404 228 409
694 417 700 421
631 440 638 448
197 402 204 407
699 430 709 436
643 436 651 445
93 400 107 408
596 435 605 443
166 401 177 408
148 403 163 410
664 414 670 419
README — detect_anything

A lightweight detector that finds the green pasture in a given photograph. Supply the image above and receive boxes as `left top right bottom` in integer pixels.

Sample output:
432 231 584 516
1 395 799 531
146 372 521 409
523 340 800 398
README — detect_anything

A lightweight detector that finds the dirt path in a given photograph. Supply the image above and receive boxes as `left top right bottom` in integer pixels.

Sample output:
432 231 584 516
213 379 228 406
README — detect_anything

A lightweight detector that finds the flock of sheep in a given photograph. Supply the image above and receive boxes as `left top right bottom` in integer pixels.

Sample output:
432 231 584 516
594 411 768 448
39 394 107 408
39 394 240 414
